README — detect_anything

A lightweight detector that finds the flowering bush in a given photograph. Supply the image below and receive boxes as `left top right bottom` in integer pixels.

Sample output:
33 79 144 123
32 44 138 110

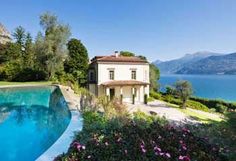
55 112 228 161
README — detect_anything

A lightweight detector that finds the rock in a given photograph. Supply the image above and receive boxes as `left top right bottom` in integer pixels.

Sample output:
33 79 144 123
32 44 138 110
0 23 11 44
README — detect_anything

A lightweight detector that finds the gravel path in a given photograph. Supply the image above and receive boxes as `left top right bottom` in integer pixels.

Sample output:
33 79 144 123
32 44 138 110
127 100 197 124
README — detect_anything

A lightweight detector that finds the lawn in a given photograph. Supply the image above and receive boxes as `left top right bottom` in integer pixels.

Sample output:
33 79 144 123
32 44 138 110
0 81 52 86
179 108 224 123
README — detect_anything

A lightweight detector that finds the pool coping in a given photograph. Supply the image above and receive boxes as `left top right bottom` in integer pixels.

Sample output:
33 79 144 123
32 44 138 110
36 110 83 161
36 85 83 161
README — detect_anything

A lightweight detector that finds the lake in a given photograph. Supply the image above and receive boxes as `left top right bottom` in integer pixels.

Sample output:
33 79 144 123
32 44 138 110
159 74 236 102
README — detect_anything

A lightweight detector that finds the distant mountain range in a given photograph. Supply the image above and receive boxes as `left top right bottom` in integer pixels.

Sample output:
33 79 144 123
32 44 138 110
154 51 236 75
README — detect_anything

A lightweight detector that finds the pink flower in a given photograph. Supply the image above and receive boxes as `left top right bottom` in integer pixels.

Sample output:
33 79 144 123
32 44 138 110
142 148 146 153
124 149 128 154
159 152 164 156
179 155 190 161
165 153 171 158
105 142 109 146
87 155 91 159
182 127 190 133
117 137 122 142
154 146 161 152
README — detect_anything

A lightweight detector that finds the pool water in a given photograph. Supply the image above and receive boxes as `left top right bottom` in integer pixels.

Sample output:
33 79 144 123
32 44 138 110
0 86 71 161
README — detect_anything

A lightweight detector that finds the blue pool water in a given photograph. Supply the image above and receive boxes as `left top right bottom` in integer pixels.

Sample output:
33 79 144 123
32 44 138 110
0 86 71 161
159 74 236 102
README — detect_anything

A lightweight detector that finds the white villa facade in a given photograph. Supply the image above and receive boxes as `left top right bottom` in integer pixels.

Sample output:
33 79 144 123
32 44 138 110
88 52 149 104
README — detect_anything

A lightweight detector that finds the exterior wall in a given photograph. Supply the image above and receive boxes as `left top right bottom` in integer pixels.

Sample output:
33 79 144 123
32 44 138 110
97 85 147 104
88 84 96 96
97 63 149 85
88 61 150 104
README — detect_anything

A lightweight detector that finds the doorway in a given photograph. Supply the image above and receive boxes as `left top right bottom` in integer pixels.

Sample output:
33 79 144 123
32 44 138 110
110 88 115 100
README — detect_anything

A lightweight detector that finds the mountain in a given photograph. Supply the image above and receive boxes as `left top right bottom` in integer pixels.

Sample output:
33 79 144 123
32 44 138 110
153 59 162 65
176 53 236 75
154 51 221 74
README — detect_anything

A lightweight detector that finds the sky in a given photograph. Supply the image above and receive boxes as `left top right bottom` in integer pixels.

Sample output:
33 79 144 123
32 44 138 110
1 0 236 61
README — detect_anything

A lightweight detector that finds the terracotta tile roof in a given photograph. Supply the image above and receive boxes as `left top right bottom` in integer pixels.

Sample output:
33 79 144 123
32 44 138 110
101 80 149 86
91 55 148 63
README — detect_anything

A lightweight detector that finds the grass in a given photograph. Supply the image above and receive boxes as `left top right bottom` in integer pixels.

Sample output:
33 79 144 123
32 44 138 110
0 81 52 86
178 108 224 123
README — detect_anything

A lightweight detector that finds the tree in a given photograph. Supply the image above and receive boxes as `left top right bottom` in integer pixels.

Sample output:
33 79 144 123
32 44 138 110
120 51 135 57
174 80 193 109
12 26 26 47
64 38 89 80
149 63 160 92
23 32 34 68
38 12 71 79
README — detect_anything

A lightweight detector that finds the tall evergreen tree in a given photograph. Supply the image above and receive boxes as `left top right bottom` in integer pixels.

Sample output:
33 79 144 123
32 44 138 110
24 32 34 68
64 38 89 80
12 26 26 48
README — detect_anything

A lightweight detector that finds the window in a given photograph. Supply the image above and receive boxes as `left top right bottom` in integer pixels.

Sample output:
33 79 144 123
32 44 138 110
109 70 114 80
131 70 136 80
90 72 94 81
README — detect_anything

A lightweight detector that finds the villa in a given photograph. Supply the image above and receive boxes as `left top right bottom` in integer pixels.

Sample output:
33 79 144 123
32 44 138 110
88 52 150 104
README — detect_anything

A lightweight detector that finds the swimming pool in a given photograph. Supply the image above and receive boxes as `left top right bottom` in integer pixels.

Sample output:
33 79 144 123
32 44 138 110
0 86 71 161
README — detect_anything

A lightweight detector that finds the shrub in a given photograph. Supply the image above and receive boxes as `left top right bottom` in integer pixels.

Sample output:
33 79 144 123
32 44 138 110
150 90 161 100
190 97 235 112
55 112 227 161
186 100 209 112
147 97 155 102
161 94 182 105
215 103 228 113
96 96 128 119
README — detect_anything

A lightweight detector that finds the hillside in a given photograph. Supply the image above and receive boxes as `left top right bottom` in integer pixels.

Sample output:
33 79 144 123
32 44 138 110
154 51 221 74
176 53 236 74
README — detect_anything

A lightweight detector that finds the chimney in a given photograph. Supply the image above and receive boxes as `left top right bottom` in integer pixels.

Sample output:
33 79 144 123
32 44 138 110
114 51 119 57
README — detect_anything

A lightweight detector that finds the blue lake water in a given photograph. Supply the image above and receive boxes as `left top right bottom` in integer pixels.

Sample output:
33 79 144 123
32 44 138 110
159 74 236 102
0 86 71 161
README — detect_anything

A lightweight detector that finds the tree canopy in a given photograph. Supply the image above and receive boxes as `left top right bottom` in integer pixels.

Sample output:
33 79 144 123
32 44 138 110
64 38 89 80
174 80 193 108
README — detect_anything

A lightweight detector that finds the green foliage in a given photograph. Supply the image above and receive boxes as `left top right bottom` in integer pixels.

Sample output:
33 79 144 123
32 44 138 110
190 97 236 112
97 96 128 119
147 97 155 102
215 103 228 113
174 80 193 108
12 26 26 47
0 12 75 83
161 94 182 105
64 38 89 80
119 51 135 57
38 12 71 80
149 63 160 92
165 85 175 95
186 100 209 112
150 90 161 100
137 55 147 60
187 112 236 160
55 112 226 161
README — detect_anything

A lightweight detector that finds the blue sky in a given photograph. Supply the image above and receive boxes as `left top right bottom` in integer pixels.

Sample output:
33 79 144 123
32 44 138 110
1 0 236 61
